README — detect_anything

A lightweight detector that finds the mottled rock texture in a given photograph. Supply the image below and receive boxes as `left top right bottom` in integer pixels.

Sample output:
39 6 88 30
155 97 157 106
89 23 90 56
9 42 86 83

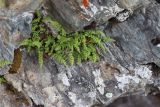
1 0 160 107
44 0 150 31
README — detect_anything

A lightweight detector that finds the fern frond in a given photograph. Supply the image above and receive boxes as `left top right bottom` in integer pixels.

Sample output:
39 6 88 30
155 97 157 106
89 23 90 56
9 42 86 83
0 75 6 84
0 60 12 68
81 48 90 60
44 36 54 53
19 39 32 47
31 24 39 31
32 40 42 48
68 53 74 65
32 17 41 24
77 55 81 64
98 43 106 51
52 53 66 65
43 16 62 31
103 36 115 42
37 50 43 69
20 10 115 67
90 53 99 62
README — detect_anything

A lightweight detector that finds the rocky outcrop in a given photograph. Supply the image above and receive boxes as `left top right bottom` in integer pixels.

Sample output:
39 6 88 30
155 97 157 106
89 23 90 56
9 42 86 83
0 10 33 74
44 0 150 31
1 0 160 107
0 0 42 74
0 83 31 107
107 94 160 107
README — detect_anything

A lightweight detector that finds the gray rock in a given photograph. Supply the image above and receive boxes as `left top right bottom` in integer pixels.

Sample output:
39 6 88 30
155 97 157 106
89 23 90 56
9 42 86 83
1 0 160 107
44 0 152 31
0 83 31 107
0 0 42 74
105 3 160 68
0 10 33 74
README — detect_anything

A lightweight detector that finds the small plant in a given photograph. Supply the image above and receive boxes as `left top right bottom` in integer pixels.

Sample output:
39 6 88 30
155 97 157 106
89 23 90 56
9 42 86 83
0 60 12 68
20 11 114 67
0 75 6 84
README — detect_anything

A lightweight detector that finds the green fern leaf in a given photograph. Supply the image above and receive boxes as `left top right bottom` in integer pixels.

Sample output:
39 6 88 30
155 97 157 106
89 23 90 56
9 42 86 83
90 53 99 62
77 55 81 64
52 53 66 65
20 39 32 47
103 36 115 42
98 43 106 51
32 41 42 48
68 53 74 65
0 75 6 84
0 60 12 68
90 36 101 44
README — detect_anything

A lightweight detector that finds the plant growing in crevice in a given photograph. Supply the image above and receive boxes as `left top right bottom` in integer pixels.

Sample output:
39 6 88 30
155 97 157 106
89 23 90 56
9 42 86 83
20 11 114 67
0 75 6 84
0 60 12 68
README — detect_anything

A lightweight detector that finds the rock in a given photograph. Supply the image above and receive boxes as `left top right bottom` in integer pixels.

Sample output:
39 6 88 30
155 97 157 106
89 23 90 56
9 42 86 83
0 10 33 74
93 69 106 95
107 95 160 107
0 83 31 107
1 0 160 107
4 52 157 107
0 0 42 74
118 0 150 12
44 0 152 31
6 0 43 11
44 0 124 31
105 3 160 69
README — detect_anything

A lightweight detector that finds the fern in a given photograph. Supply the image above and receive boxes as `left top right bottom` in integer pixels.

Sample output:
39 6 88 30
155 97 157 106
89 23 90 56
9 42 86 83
0 75 6 84
52 53 66 65
37 50 43 68
20 10 114 67
0 60 12 68
77 55 82 64
68 53 74 65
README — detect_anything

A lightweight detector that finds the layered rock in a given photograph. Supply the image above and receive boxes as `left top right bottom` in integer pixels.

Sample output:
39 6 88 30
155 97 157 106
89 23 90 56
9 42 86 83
44 0 150 31
0 0 42 74
1 0 160 107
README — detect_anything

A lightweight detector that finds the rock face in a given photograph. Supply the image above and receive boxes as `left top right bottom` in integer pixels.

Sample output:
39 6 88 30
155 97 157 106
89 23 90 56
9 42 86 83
107 95 160 107
44 0 123 31
1 0 160 107
44 0 150 31
0 83 31 107
0 0 42 74
0 10 33 74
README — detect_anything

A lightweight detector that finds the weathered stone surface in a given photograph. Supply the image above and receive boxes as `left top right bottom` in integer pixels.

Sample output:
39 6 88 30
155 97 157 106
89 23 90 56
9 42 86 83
1 0 160 107
107 95 160 107
0 83 31 107
6 0 43 11
0 10 33 74
44 0 122 31
105 3 160 68
44 0 151 31
0 0 42 74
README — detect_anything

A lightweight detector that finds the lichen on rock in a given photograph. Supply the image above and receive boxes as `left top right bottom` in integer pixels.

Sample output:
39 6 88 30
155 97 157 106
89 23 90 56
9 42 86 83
1 0 160 107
